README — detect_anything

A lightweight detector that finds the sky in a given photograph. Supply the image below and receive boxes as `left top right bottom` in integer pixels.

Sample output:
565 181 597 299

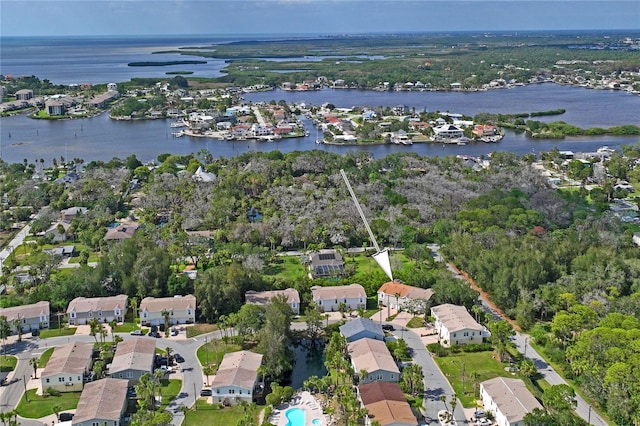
1 0 639 37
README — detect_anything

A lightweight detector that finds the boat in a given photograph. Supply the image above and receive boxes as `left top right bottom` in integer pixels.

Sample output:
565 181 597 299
170 120 187 128
172 131 183 138
315 139 324 144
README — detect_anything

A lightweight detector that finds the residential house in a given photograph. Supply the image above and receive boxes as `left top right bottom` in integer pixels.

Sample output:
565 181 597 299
431 304 489 347
377 281 433 310
60 206 88 223
192 166 216 183
44 245 76 258
480 377 543 426
139 294 196 326
339 318 385 342
348 338 400 385
245 288 300 315
66 295 128 326
311 284 367 313
15 89 33 101
0 301 50 333
40 342 93 393
45 99 66 116
108 337 156 386
210 350 263 405
72 378 128 426
44 221 71 242
308 249 346 278
433 124 464 140
358 381 418 426
104 222 139 241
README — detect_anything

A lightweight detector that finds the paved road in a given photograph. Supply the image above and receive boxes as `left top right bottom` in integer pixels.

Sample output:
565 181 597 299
392 326 466 425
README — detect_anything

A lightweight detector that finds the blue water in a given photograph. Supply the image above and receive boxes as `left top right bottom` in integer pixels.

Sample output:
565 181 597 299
285 408 306 426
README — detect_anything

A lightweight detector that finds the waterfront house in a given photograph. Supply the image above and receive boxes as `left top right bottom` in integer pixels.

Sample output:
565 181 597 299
245 289 300 315
340 318 385 342
15 89 33 101
66 294 128 326
139 294 196 326
348 338 400 385
40 342 93 393
480 377 543 426
431 304 489 347
73 378 128 426
433 124 464 140
108 337 156 386
311 284 367 313
377 281 433 310
210 350 263 405
358 381 418 426
0 301 49 333
45 99 66 116
103 222 139 241
308 249 346 278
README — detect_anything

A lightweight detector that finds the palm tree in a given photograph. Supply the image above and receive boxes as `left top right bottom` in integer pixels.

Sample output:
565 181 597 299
30 357 39 379
202 365 215 386
129 297 138 329
161 310 171 338
88 318 100 343
52 404 62 421
109 319 117 342
165 347 172 368
0 316 11 357
11 318 22 342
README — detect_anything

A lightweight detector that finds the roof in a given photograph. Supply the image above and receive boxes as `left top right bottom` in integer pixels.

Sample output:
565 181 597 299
104 223 139 240
245 288 300 306
309 249 345 276
431 304 483 333
0 301 49 322
359 381 407 405
365 399 418 426
311 284 366 301
339 318 384 340
109 337 156 375
73 378 128 423
211 351 263 390
348 338 399 375
481 377 543 423
140 294 196 313
66 295 128 314
42 342 93 378
378 282 433 301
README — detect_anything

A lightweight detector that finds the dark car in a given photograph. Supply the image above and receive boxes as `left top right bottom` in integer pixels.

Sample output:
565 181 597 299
382 324 395 331
200 388 212 397
174 353 185 363
59 413 74 422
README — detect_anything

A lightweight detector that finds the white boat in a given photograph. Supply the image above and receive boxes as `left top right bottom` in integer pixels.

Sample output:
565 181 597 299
170 121 187 128
172 131 183 138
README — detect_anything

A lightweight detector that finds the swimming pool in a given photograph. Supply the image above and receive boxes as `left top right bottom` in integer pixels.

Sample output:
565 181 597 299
285 408 305 426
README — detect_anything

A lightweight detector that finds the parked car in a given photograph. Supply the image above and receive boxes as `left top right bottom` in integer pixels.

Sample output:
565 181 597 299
174 353 185 363
130 329 142 335
382 324 395 331
200 388 212 397
170 328 178 336
159 365 173 373
30 329 39 337
58 413 74 422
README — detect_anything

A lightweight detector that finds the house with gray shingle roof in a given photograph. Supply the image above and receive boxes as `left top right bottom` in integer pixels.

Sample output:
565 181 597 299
210 350 263 405
41 342 93 393
66 295 128 326
139 294 196 326
339 318 385 342
245 289 300 315
72 378 128 426
431 303 490 347
480 377 543 426
108 337 155 386
0 301 50 334
348 338 400 385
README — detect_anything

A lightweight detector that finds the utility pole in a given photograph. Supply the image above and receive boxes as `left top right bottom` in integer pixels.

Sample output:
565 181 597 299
461 363 465 397
23 375 29 402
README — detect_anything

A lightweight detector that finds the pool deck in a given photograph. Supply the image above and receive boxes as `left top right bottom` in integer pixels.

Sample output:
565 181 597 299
268 391 330 426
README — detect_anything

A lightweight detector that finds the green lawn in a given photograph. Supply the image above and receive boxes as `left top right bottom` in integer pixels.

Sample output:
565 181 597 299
406 316 425 328
264 256 307 280
37 348 55 368
186 323 218 338
39 327 77 339
185 400 260 425
0 355 17 372
434 351 514 407
197 341 242 369
159 379 182 409
16 389 81 418
113 322 148 333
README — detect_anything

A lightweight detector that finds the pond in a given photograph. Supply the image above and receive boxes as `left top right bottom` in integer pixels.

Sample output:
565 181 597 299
286 339 327 389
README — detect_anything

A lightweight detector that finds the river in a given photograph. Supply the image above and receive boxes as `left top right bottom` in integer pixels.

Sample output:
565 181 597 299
0 84 638 164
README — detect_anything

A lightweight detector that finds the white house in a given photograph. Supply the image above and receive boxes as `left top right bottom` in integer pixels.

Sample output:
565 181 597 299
348 338 400 385
431 304 489 347
311 284 367 312
377 281 433 310
210 351 263 405
0 301 50 333
66 295 127 326
480 377 543 426
245 288 300 315
73 378 128 426
139 294 196 326
40 342 93 393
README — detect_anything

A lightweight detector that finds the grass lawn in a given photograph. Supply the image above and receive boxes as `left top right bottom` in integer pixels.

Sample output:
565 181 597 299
406 316 425 328
434 351 513 408
185 400 260 425
197 341 242 369
263 256 307 280
16 389 81 418
186 324 218 338
0 355 17 372
113 322 148 333
37 348 55 368
159 379 182 409
39 327 77 339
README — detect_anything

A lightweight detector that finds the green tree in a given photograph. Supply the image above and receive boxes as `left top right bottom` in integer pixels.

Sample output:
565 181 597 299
30 357 39 379
489 320 515 362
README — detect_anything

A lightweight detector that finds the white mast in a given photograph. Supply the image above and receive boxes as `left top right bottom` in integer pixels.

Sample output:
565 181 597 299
340 169 393 281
